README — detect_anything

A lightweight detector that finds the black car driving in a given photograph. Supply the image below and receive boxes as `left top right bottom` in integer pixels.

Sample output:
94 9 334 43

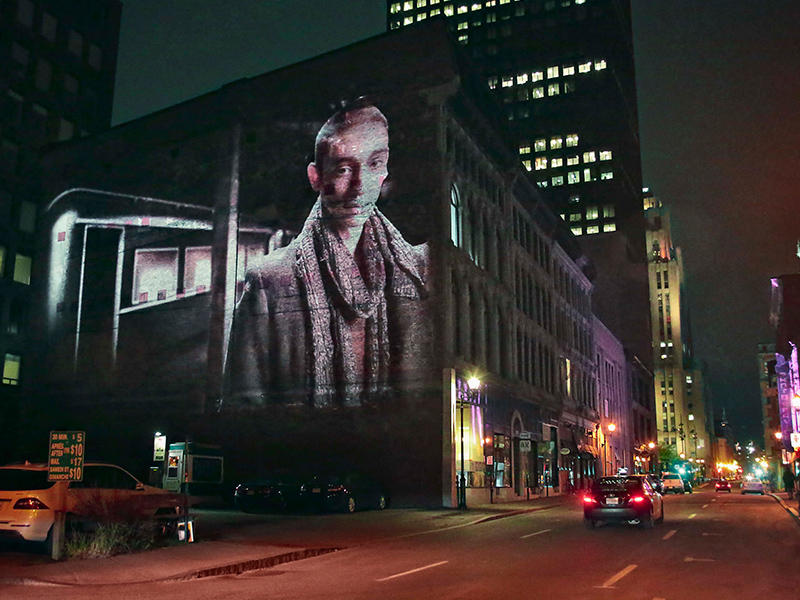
583 475 664 529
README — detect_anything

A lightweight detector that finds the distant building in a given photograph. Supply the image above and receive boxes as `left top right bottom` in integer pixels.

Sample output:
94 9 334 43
30 23 608 506
756 342 782 481
386 0 652 372
644 191 711 475
0 0 122 462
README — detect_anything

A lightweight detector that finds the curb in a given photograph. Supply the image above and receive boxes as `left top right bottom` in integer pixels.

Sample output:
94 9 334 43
171 547 342 581
767 493 800 524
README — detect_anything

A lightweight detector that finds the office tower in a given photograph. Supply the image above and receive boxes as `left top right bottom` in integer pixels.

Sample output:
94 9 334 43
0 0 122 461
387 0 651 369
644 191 710 472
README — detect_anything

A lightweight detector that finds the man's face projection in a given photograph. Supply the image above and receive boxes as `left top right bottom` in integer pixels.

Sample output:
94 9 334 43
310 116 389 231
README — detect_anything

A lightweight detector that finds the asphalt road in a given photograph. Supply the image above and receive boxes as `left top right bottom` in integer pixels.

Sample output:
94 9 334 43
5 486 799 599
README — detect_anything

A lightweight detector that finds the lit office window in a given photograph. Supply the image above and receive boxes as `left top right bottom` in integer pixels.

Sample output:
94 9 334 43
579 62 592 73
417 13 427 20
595 60 607 70
547 83 560 96
532 71 544 82
534 157 548 170
567 171 580 184
586 226 600 234
600 170 614 180
458 5 469 13
133 248 179 304
13 254 32 285
569 213 581 222
550 137 563 150
586 206 599 220
569 195 580 204
517 73 528 85
502 76 513 87
552 175 564 186
486 11 496 21
551 157 563 168
537 180 548 188
404 16 413 24
583 151 596 163
404 1 413 9
534 139 547 152
603 223 616 232
431 8 441 15
547 66 559 79
603 205 615 218
472 2 482 9
600 150 613 161
563 65 575 76
567 156 579 166
390 20 400 29
522 159 531 171
564 81 576 94
391 3 402 13
487 76 498 89
458 20 468 29
532 87 544 99
571 227 582 236
445 5 455 15
3 354 21 385
519 143 530 154
583 168 594 182
418 0 428 6
566 134 579 147
458 34 468 44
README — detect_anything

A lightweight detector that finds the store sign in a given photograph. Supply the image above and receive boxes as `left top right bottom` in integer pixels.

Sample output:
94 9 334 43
790 432 800 449
153 435 167 461
48 431 85 482
520 440 531 452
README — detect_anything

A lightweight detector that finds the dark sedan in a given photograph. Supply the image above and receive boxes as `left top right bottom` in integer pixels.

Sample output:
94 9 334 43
301 473 388 513
715 478 732 492
234 472 307 513
583 475 664 529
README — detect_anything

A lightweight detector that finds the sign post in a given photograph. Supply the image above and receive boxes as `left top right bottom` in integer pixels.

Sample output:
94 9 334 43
48 431 85 560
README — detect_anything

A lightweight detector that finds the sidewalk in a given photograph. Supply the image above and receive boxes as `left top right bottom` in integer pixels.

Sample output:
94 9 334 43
768 490 800 523
0 493 578 587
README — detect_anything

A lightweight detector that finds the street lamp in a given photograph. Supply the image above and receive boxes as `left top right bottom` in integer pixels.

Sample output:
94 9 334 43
604 423 617 476
459 376 481 509
775 431 783 440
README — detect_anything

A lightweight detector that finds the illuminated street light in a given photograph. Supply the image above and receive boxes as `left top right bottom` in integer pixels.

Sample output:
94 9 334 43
607 423 616 432
792 395 800 408
648 442 656 449
459 376 481 509
775 432 783 440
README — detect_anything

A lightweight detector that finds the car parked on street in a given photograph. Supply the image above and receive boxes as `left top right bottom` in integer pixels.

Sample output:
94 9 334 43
741 478 765 495
301 472 388 513
661 473 685 494
583 476 664 529
234 472 307 513
649 475 664 494
715 478 732 492
0 461 185 551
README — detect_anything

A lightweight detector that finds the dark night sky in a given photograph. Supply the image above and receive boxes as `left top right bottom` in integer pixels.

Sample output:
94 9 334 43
112 1 800 444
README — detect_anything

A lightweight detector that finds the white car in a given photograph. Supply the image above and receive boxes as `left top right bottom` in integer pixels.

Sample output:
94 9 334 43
661 474 685 494
0 462 185 550
741 478 765 495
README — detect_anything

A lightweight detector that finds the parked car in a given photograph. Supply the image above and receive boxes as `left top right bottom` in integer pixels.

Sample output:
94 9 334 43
301 472 388 513
649 476 664 495
234 472 307 513
0 461 185 551
715 478 732 492
661 473 685 494
583 475 664 529
741 477 765 495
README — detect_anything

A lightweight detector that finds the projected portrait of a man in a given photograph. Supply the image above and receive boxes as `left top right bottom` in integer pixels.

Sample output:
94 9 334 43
227 100 430 407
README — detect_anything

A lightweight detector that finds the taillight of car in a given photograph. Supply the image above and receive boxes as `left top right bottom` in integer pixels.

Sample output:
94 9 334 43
583 495 596 504
631 496 645 503
14 498 49 510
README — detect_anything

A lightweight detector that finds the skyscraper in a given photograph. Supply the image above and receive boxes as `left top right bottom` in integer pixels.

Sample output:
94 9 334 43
386 0 650 368
0 0 122 461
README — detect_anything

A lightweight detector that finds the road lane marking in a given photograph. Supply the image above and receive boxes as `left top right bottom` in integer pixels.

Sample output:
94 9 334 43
702 504 710 508
596 564 637 589
662 529 677 540
702 533 722 536
688 513 697 519
376 561 449 582
521 528 552 539
685 557 715 562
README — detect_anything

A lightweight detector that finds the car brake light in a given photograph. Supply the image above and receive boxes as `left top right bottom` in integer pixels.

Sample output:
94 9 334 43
583 495 595 504
631 496 645 503
14 498 49 510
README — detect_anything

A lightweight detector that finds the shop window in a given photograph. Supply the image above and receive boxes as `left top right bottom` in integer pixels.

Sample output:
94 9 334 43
13 254 32 285
184 247 212 294
3 354 21 386
132 248 178 304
